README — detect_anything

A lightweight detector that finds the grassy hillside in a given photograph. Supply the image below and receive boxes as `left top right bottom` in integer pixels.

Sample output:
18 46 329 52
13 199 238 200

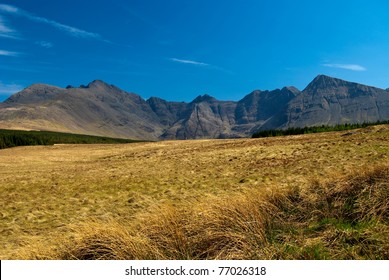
0 125 388 259
0 129 141 149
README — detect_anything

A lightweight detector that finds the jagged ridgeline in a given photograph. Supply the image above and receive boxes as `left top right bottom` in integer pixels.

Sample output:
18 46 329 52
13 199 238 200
1 75 389 140
0 129 140 149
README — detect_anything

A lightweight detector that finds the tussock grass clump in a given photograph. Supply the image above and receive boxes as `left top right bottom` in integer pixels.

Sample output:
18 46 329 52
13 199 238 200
141 193 277 259
294 164 389 223
58 221 165 260
273 164 389 259
16 165 389 260
15 220 164 260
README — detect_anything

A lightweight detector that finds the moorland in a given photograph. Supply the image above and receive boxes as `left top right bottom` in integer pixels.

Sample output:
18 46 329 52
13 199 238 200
0 126 388 259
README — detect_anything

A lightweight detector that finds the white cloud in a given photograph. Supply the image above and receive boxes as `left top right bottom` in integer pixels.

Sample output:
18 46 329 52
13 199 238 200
170 57 234 74
0 4 18 13
0 33 18 39
0 4 103 40
170 58 209 66
0 49 20 56
35 40 53 48
0 81 24 94
37 18 102 39
322 63 366 71
0 15 12 32
0 15 20 39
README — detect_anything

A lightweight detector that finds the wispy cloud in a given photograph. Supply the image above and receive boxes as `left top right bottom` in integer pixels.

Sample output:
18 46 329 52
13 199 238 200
322 63 366 71
0 15 12 32
0 4 105 40
0 14 20 39
170 57 234 74
0 81 24 94
35 40 53 48
0 49 20 56
0 4 17 13
170 58 209 66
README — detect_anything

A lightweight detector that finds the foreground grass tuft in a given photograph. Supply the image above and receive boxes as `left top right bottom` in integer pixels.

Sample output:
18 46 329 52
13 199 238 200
15 165 389 260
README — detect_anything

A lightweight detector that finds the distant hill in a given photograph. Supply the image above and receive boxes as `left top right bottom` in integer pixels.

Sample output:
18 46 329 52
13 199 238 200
0 80 164 140
1 75 388 140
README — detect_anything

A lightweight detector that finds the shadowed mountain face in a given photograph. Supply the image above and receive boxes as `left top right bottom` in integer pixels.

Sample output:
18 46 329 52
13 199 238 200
1 75 388 140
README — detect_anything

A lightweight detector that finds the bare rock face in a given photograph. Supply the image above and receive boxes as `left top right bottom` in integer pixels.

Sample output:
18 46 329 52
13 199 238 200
160 95 237 139
235 87 298 124
234 87 299 134
283 75 389 128
1 75 388 140
146 97 186 127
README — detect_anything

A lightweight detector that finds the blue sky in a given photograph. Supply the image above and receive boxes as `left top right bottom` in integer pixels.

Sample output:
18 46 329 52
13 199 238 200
1 0 389 102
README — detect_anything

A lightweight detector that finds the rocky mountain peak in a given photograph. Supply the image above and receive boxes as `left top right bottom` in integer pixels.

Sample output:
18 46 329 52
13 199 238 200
147 96 163 102
191 94 217 103
85 80 111 89
77 80 131 97
282 86 300 95
303 74 348 92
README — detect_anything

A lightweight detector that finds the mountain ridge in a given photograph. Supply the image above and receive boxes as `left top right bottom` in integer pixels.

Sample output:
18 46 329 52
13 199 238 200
1 75 388 140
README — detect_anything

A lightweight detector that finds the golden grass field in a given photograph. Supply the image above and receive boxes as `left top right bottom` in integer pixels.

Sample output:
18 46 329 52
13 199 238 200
0 125 388 259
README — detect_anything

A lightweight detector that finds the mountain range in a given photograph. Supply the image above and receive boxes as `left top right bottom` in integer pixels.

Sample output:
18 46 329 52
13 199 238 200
0 75 388 140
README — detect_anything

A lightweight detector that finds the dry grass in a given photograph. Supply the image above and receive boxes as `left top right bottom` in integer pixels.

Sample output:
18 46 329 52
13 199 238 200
13 164 389 260
1 125 388 259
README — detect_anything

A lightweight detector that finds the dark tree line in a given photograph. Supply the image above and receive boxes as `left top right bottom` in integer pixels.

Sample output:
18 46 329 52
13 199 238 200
0 129 140 149
252 120 389 138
